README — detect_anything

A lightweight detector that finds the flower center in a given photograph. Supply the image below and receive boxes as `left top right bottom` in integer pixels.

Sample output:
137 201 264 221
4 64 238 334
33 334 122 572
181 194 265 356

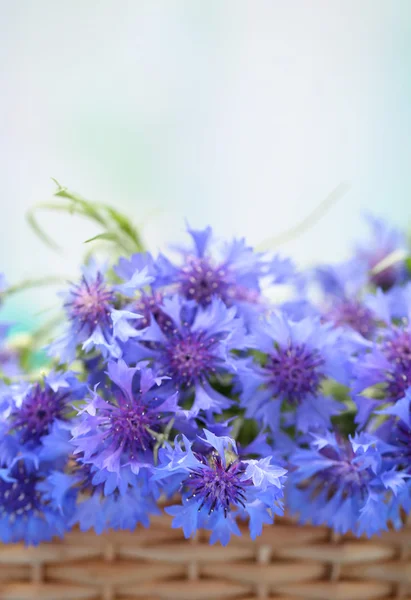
384 330 411 400
66 273 114 333
10 385 69 443
0 463 40 517
179 258 231 306
317 460 369 497
267 344 325 403
106 402 158 456
328 300 376 338
164 332 216 386
185 455 247 517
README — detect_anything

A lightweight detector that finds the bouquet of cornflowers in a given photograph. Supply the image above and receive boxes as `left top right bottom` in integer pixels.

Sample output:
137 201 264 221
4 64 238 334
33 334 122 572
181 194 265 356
1 186 410 546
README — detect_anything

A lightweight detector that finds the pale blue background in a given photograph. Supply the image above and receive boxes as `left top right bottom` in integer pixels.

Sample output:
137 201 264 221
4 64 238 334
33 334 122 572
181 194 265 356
1 1 410 327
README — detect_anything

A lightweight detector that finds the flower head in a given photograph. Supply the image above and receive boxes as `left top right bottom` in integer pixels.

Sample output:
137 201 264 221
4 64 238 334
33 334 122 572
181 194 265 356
52 260 144 362
71 360 177 478
153 430 286 544
241 312 351 432
128 296 246 416
155 226 288 321
288 431 407 536
313 260 379 339
10 384 70 445
66 271 114 335
8 373 84 447
353 321 411 424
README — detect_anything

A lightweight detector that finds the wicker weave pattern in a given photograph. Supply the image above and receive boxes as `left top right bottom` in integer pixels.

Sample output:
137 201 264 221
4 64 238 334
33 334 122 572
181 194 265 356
0 514 410 600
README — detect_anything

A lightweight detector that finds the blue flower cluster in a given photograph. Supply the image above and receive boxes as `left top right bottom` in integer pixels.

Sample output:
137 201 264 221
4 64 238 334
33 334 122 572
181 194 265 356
0 218 410 545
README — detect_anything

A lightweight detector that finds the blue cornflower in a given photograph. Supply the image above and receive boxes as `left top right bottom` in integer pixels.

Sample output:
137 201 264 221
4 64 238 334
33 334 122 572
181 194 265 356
153 430 286 545
128 295 246 416
288 430 408 536
313 260 379 339
7 372 85 448
155 226 287 320
356 215 407 290
0 452 72 544
353 312 411 425
51 260 148 362
241 312 351 432
71 360 178 477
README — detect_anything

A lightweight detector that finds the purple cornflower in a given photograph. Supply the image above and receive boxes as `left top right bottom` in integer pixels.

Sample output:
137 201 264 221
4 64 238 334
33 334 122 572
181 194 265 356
128 295 246 416
155 226 284 319
52 260 146 362
8 373 84 448
353 322 411 425
10 384 70 445
288 430 407 536
71 360 178 477
314 260 378 339
241 312 351 432
66 271 114 334
153 430 286 545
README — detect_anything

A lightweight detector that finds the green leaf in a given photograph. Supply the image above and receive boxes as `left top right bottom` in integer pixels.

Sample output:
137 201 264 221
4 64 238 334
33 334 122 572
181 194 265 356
104 206 145 252
26 181 146 257
52 180 106 225
84 232 119 244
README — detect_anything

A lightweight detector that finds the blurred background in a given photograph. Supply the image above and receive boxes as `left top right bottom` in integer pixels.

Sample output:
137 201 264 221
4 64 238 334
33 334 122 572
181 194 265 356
1 1 410 328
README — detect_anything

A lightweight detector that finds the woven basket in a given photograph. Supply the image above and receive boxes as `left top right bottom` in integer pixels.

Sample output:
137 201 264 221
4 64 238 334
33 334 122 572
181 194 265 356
1 513 410 600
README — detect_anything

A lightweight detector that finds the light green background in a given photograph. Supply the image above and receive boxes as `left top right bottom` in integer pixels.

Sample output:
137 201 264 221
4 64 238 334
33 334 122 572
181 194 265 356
1 1 410 327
